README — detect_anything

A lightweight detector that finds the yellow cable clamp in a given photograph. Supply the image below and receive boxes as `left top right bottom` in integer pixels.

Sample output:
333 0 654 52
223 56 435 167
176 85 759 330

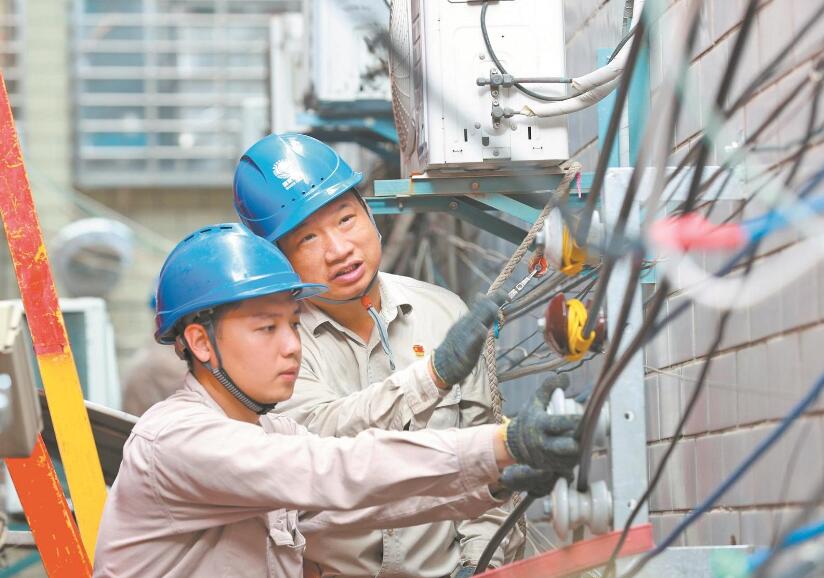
566 298 596 361
561 226 588 276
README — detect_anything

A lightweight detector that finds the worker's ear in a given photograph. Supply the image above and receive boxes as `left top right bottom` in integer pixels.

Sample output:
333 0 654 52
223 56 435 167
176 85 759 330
182 323 214 365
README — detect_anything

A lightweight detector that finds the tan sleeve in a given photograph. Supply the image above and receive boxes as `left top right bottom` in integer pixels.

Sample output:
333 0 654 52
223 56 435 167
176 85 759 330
150 413 502 531
299 486 507 535
456 356 525 567
277 347 448 436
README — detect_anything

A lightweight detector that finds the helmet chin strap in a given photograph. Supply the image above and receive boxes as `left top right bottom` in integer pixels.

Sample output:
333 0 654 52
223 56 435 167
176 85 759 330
312 272 396 370
191 318 277 415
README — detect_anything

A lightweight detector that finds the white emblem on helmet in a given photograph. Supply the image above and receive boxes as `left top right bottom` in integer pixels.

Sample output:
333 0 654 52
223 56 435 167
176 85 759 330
272 159 307 191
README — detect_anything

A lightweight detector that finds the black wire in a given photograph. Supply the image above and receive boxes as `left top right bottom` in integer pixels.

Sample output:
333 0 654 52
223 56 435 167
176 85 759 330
602 295 739 578
680 0 760 215
668 71 812 215
663 0 824 192
753 476 824 578
613 165 824 575
500 340 547 373
479 1 641 104
608 26 636 63
575 14 648 248
479 3 574 102
474 491 534 574
496 328 542 362
573 0 706 502
504 267 598 322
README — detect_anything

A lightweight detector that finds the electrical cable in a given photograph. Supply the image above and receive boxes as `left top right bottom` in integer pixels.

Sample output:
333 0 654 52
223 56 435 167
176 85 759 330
647 64 824 314
753 475 824 578
503 267 598 322
573 0 705 507
653 168 824 312
663 1 824 192
663 70 814 215
479 0 646 108
680 0 761 216
620 366 824 578
496 356 567 383
475 491 535 574
575 13 648 248
602 274 744 578
479 2 574 103
607 75 824 576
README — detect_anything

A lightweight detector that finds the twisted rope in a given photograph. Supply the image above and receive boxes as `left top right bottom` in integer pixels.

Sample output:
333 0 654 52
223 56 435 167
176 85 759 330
484 161 582 421
483 161 582 559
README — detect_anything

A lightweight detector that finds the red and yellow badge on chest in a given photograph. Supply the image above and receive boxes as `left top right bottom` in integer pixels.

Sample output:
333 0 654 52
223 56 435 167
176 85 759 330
412 344 425 357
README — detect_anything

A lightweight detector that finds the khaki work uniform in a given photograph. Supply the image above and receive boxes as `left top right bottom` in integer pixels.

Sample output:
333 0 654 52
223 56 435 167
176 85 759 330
94 373 506 578
276 273 521 576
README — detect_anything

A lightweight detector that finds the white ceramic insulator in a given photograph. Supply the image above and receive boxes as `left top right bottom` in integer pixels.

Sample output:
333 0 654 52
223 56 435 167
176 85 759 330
551 477 613 541
546 388 610 448
542 208 604 270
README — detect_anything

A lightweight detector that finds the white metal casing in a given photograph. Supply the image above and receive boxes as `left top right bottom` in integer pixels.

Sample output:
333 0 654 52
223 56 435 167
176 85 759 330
270 13 308 133
391 0 569 176
0 302 42 459
305 0 391 109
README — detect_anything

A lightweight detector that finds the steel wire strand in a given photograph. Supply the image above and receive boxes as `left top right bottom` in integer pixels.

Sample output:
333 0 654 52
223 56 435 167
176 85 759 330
663 2 824 190
753 476 824 578
575 14 649 249
573 0 705 499
604 89 822 574
619 367 824 578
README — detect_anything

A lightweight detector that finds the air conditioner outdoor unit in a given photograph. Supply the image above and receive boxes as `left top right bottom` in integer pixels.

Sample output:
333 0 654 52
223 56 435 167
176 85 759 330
390 0 569 176
270 13 307 133
305 0 391 112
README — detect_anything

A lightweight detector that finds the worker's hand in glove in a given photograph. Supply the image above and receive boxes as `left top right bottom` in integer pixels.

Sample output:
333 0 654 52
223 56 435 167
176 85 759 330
505 374 582 472
430 290 507 389
500 465 565 497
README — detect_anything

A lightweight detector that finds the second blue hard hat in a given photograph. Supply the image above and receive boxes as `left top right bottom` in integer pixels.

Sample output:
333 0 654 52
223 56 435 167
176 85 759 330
233 133 364 243
154 223 326 344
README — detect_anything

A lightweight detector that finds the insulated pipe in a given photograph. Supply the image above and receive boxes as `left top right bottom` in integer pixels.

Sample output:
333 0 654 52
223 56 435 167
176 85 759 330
516 0 645 118
518 77 621 118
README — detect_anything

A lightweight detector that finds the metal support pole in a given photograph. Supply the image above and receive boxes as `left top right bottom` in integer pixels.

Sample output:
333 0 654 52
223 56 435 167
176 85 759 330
602 167 648 529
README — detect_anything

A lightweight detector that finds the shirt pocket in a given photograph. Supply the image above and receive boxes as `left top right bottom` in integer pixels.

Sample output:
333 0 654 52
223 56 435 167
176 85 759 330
426 384 462 430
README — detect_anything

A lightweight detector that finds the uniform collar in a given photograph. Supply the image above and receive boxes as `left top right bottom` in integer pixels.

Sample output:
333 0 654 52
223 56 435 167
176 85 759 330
302 272 413 337
183 372 228 416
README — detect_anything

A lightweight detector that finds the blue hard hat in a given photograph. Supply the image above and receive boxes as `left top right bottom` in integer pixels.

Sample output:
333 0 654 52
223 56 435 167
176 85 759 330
154 223 326 344
233 133 364 243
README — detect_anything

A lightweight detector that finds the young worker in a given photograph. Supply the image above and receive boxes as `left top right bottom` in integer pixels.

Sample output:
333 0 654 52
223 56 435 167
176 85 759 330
234 133 523 575
93 224 580 578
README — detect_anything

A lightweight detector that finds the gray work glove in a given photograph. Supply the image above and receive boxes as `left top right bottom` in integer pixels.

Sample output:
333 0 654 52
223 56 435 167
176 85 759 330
505 375 581 472
500 465 566 497
431 290 507 387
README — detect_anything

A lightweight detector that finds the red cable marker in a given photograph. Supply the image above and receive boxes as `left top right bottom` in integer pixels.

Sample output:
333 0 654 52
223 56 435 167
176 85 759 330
650 214 746 251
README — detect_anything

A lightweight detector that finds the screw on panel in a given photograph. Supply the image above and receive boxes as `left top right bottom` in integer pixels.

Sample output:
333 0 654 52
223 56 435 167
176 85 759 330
479 53 486 60
474 122 481 129
471 182 480 191
449 201 458 210
491 90 499 97
493 150 500 157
